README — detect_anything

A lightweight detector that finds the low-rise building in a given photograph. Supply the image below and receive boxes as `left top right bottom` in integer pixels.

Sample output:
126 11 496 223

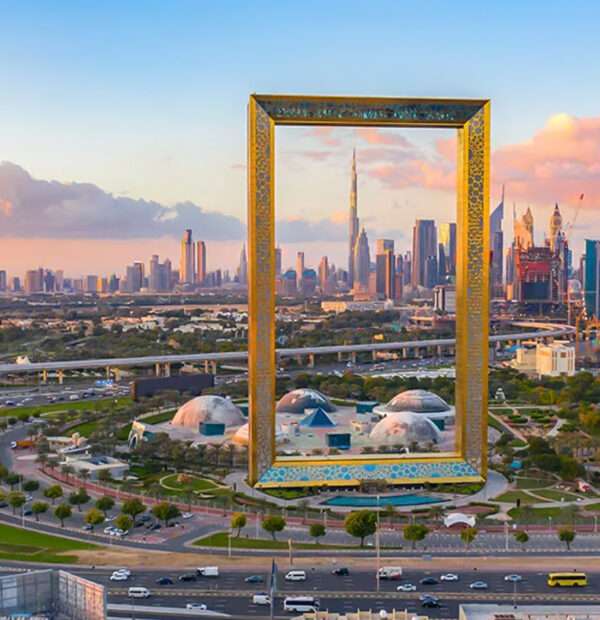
536 340 576 377
61 454 129 480
460 604 600 620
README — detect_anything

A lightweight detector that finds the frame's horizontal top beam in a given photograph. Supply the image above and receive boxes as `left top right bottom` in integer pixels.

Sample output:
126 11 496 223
252 94 489 127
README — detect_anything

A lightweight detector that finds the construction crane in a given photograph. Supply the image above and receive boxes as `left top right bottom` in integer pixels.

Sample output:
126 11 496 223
564 193 584 244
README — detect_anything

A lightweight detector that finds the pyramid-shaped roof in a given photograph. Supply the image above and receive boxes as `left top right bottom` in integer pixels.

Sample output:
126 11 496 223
299 407 336 428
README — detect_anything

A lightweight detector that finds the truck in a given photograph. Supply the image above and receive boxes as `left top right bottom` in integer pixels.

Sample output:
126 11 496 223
196 566 219 578
377 567 403 580
13 439 35 450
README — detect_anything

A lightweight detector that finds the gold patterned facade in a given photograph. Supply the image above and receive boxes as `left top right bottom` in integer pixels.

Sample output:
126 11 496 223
247 95 490 487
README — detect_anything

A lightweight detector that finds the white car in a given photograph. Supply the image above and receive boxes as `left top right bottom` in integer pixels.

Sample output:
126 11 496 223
440 573 459 581
182 512 193 520
110 572 129 581
504 574 522 582
115 568 131 577
186 603 207 610
103 526 116 535
397 583 417 592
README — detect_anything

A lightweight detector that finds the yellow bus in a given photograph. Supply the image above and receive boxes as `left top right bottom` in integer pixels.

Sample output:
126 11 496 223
547 572 588 587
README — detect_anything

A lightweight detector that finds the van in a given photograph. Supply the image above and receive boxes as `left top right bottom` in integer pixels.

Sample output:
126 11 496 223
284 570 307 582
283 596 319 612
378 567 403 580
197 566 219 577
128 587 150 599
252 593 271 606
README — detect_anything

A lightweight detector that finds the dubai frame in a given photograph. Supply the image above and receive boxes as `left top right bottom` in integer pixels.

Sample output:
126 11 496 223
247 95 490 488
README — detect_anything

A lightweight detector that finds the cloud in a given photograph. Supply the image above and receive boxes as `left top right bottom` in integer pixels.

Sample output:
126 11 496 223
355 127 412 147
493 113 600 206
304 127 341 147
277 216 347 242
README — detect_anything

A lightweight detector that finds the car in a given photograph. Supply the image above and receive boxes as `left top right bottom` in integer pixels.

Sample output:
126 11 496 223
103 526 116 535
332 567 350 576
82 524 94 531
420 577 439 585
156 577 174 585
186 603 207 610
23 508 32 516
147 523 161 531
285 570 307 582
470 581 488 590
245 575 264 584
178 573 197 582
421 597 441 609
115 568 131 577
24 495 33 502
182 512 193 520
110 572 129 581
252 593 271 606
504 574 523 582
440 573 459 582
397 583 417 592
10 441 17 449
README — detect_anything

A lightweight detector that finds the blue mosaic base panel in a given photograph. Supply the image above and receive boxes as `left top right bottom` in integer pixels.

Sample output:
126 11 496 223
258 460 479 485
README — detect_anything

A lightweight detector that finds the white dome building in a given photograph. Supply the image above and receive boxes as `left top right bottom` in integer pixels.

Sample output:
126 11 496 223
171 395 245 429
231 422 286 446
276 388 336 414
369 411 441 446
373 389 455 428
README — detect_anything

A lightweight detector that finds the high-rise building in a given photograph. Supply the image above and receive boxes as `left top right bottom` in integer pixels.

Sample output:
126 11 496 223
179 229 195 284
353 227 370 291
278 269 297 296
275 247 282 276
375 239 394 255
237 244 248 286
514 206 534 250
438 223 457 276
149 255 161 292
296 252 305 292
411 219 437 288
24 269 43 294
318 256 329 294
348 149 359 288
402 251 411 285
84 275 98 293
0 270 7 292
375 240 395 299
55 270 64 292
301 268 317 297
490 188 504 297
196 241 207 285
584 239 600 318
11 276 20 292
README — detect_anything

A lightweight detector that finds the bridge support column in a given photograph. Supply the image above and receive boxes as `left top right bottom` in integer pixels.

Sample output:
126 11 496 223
210 361 217 375
113 368 121 381
105 366 111 380
164 363 171 377
372 351 378 361
350 352 357 364
308 354 315 368
296 354 303 366
41 369 48 384
337 352 343 362
155 362 162 377
437 345 443 357
57 370 64 385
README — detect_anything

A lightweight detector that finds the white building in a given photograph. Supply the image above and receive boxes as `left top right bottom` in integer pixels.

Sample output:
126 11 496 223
321 300 394 313
460 604 600 620
61 454 129 480
535 341 576 378
433 284 456 313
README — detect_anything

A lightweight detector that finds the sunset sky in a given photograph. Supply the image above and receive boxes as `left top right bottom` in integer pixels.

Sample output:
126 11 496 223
2 1 600 277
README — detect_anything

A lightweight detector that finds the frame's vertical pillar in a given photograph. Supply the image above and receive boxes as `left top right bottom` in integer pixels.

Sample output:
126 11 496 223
248 97 276 484
454 102 490 476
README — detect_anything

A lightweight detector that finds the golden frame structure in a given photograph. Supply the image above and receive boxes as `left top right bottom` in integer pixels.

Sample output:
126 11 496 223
248 94 490 488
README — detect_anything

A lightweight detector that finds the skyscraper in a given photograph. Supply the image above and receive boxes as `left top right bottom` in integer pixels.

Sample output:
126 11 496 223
196 240 207 285
348 149 359 288
353 227 370 291
149 255 161 292
0 270 6 292
296 252 305 292
411 220 437 288
318 256 329 294
490 187 504 297
438 223 457 276
237 244 248 286
375 240 394 299
584 239 600 318
179 229 195 284
275 247 282 276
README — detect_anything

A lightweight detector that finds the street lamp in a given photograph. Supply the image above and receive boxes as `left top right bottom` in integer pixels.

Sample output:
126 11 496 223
228 528 232 559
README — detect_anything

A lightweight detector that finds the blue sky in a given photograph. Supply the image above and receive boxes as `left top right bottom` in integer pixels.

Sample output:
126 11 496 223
2 1 600 274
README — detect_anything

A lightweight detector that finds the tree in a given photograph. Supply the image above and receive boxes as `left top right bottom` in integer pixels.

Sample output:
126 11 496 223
460 527 478 548
44 485 63 505
262 515 286 540
514 530 529 549
231 512 247 537
84 508 105 530
97 469 113 483
68 488 91 512
151 502 181 526
122 498 146 524
22 480 39 493
7 491 26 515
309 523 326 544
5 473 21 489
54 503 72 527
31 501 49 522
559 527 576 550
0 464 8 480
114 513 133 533
344 510 377 547
403 524 430 550
95 495 115 517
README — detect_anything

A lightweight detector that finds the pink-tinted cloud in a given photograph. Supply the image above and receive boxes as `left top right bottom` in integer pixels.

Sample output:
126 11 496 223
355 127 412 147
493 113 600 207
0 199 12 216
304 126 341 147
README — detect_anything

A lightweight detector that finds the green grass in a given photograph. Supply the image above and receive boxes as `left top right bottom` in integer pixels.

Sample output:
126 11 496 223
142 409 176 424
494 490 539 505
262 488 312 500
160 473 220 493
515 477 554 490
65 419 101 437
0 397 131 419
533 489 583 502
0 523 99 564
194 532 351 550
582 503 600 511
508 505 580 522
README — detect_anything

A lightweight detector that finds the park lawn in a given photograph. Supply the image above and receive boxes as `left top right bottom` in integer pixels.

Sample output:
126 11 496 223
0 396 131 419
582 503 600 511
495 490 540 505
194 532 349 550
116 409 176 441
515 477 554 490
161 473 220 493
263 488 312 500
507 505 580 522
0 523 99 563
533 489 584 502
65 419 102 437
